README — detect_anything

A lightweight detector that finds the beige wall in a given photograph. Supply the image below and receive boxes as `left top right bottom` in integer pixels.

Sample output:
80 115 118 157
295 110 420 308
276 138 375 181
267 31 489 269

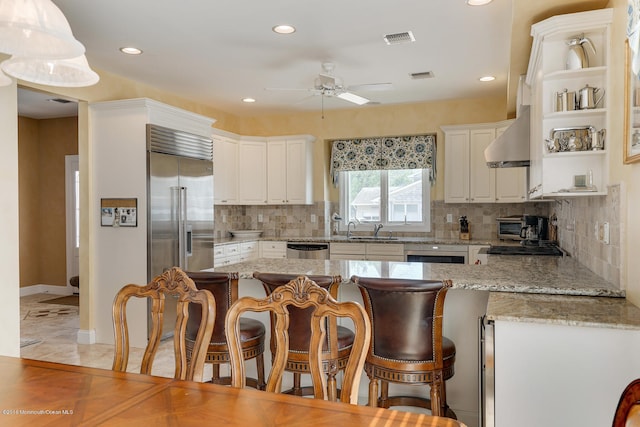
18 116 78 288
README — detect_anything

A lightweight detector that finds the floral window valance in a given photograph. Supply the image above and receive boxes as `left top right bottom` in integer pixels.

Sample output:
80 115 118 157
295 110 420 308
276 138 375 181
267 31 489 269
330 134 436 185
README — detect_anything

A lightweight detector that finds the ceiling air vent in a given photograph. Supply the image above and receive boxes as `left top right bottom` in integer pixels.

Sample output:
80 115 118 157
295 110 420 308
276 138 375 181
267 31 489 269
410 71 435 79
47 98 73 104
383 31 415 45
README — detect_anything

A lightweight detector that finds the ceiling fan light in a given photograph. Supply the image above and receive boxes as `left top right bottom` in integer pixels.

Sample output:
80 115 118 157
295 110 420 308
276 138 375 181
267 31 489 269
337 92 369 105
0 0 85 59
466 0 493 5
1 54 99 87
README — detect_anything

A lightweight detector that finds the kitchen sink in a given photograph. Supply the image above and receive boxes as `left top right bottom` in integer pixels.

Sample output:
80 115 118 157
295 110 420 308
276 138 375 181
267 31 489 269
348 236 399 241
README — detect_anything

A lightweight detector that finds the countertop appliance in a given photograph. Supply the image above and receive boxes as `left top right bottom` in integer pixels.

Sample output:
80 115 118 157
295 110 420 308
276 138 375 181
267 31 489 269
286 242 329 260
147 124 214 337
404 243 468 264
497 215 548 243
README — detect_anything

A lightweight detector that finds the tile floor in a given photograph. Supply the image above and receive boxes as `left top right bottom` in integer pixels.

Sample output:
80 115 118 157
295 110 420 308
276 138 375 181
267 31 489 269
20 293 212 380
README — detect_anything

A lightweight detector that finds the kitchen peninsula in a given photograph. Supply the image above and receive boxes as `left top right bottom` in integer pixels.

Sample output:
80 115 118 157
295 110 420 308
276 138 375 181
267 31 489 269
213 257 640 427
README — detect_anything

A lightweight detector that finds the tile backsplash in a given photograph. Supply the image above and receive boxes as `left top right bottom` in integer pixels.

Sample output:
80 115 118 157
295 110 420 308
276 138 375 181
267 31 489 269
214 191 622 287
552 184 622 287
215 200 551 241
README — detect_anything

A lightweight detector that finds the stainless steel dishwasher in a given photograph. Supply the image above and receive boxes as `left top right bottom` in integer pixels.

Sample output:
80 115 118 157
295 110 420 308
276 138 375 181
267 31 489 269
286 242 329 259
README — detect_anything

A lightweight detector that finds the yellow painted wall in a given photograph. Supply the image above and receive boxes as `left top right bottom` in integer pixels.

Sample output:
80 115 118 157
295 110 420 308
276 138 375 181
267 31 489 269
18 116 78 288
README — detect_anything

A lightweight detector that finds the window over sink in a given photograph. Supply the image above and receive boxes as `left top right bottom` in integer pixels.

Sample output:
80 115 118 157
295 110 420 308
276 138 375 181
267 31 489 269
339 168 431 231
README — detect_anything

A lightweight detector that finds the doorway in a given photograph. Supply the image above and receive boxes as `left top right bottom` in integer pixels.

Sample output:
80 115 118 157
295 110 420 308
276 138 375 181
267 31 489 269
65 155 79 293
17 87 79 292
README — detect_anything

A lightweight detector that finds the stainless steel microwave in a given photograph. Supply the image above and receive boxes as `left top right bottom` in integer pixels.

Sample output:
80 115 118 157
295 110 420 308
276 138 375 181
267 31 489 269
496 216 524 240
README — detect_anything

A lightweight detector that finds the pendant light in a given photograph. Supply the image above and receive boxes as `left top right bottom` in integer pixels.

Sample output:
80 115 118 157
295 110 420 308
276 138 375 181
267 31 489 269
0 0 85 59
0 69 13 87
1 54 99 87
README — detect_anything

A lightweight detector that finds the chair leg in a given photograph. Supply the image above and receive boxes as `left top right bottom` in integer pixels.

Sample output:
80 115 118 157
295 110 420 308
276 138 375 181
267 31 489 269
368 377 379 407
292 373 303 396
380 380 390 408
211 363 220 382
255 353 266 390
430 377 443 417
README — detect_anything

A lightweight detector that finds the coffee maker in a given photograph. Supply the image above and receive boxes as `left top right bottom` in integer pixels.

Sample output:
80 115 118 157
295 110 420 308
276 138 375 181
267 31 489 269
520 215 549 245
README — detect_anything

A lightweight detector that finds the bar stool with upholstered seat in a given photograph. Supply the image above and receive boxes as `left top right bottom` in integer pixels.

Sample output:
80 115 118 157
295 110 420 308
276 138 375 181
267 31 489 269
227 275 371 404
352 276 456 418
185 271 266 389
253 272 354 399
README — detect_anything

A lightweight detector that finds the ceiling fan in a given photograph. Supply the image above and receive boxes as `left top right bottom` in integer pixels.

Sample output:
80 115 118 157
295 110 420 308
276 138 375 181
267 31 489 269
266 62 392 106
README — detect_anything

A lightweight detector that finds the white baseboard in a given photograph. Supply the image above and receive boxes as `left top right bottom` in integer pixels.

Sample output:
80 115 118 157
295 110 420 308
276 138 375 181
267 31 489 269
77 329 96 344
20 284 74 297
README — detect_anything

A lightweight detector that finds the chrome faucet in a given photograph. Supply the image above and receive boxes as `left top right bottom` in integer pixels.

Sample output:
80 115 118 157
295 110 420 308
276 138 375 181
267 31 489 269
373 223 383 238
347 221 357 238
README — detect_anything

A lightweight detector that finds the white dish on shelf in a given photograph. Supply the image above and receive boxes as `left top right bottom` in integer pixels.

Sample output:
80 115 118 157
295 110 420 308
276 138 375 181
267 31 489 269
229 230 263 238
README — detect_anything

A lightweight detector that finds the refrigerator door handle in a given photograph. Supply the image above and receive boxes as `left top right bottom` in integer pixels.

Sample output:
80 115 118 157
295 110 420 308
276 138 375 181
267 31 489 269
178 186 188 269
186 224 193 257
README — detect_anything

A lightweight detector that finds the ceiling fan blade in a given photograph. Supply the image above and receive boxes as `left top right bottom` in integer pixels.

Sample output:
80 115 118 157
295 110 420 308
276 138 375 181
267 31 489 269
336 91 370 105
264 87 315 92
346 82 393 92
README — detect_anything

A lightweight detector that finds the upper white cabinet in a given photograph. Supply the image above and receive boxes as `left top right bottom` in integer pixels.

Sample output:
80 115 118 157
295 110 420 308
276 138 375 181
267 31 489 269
238 138 268 204
267 136 314 204
526 9 612 199
443 121 526 203
213 135 238 205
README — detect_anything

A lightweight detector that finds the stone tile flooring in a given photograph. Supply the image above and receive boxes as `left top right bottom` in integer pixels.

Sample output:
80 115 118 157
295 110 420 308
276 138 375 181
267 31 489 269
19 293 211 380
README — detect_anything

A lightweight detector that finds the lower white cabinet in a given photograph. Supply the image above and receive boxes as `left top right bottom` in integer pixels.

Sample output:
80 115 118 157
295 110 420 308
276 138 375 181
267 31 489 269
240 241 259 262
260 241 287 259
329 242 404 261
214 243 241 267
214 240 259 267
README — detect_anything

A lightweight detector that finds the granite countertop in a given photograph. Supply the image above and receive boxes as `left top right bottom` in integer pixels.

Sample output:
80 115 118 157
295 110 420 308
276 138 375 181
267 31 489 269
212 256 622 297
486 292 640 331
210 257 639 330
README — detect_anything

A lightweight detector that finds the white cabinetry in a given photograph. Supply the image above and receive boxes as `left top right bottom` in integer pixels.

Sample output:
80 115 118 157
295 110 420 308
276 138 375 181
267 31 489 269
329 242 404 261
213 135 238 205
267 136 314 204
526 9 612 198
260 241 287 259
238 138 267 204
240 241 259 262
214 242 241 267
443 122 526 203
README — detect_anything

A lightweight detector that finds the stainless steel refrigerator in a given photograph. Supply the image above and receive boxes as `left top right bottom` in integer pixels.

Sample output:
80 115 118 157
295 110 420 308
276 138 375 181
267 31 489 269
147 124 214 337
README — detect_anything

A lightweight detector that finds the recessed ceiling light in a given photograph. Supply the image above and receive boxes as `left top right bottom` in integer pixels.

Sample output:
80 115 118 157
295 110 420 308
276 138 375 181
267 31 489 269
466 0 493 5
479 76 496 82
119 47 143 55
272 25 296 34
242 98 256 103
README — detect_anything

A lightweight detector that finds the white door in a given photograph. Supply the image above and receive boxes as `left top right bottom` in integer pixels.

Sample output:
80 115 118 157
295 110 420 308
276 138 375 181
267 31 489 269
65 155 79 291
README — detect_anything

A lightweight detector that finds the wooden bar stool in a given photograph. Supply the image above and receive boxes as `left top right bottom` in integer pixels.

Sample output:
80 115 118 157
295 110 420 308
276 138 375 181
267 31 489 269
352 276 456 418
253 272 354 399
185 271 266 389
227 275 370 404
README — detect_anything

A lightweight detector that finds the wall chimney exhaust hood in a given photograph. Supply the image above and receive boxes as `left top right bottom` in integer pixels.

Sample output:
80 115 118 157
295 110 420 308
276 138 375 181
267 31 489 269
484 105 530 168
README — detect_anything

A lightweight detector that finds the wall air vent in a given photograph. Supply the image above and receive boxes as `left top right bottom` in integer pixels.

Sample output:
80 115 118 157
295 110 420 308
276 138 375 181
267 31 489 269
410 71 435 79
383 31 415 45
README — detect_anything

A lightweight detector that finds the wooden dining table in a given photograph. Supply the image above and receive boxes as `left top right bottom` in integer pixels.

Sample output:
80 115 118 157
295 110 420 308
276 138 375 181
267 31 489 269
0 356 466 426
